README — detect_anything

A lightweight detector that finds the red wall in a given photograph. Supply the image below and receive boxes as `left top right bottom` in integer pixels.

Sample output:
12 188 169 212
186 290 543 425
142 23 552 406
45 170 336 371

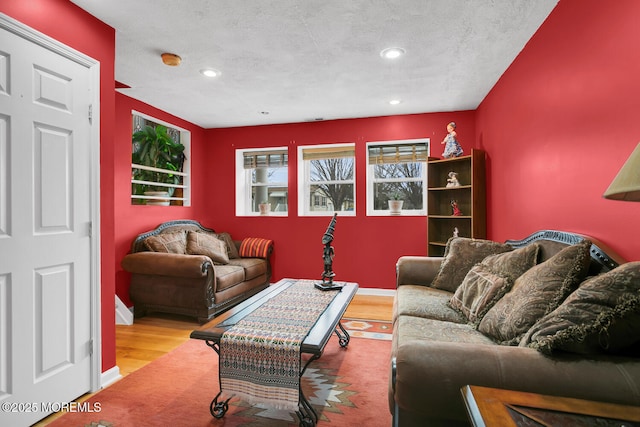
0 0 118 372
202 112 476 289
114 93 207 306
476 0 640 262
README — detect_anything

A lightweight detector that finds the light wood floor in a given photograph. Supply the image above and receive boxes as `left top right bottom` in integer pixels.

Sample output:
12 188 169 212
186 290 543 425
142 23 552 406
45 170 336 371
36 293 394 426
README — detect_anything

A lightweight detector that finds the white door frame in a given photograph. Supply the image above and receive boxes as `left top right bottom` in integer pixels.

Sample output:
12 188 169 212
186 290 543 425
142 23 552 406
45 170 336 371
0 13 102 392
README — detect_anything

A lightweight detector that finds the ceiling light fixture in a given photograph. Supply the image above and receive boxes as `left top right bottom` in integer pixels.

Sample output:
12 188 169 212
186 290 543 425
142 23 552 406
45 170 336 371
161 52 182 66
389 99 402 105
200 68 221 78
380 47 406 59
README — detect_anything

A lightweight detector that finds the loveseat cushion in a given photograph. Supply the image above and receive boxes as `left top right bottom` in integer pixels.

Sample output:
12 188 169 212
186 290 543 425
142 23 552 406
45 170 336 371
431 238 512 292
228 257 268 281
450 243 540 324
521 261 640 355
213 265 246 292
479 239 592 345
143 231 187 254
216 232 240 259
394 286 466 325
186 231 229 264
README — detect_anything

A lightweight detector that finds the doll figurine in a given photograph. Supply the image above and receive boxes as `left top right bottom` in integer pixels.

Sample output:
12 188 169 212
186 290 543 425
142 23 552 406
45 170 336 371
441 122 464 158
446 171 461 188
451 199 463 216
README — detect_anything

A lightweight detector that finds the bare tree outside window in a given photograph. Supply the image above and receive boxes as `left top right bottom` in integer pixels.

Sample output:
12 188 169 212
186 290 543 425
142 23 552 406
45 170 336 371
310 158 354 211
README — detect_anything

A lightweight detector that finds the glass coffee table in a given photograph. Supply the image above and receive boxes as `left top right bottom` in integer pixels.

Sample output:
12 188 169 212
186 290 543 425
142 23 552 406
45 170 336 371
190 278 358 427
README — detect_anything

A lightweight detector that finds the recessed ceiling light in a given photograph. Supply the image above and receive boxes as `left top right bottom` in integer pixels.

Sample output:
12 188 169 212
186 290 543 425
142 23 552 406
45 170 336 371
380 47 406 59
200 68 221 78
389 99 402 105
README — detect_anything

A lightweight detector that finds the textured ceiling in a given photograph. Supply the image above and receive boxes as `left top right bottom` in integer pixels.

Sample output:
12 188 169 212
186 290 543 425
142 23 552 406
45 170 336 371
71 0 558 128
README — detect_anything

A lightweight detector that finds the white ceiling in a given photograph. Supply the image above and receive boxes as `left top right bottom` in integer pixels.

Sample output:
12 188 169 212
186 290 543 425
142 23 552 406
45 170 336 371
71 0 558 129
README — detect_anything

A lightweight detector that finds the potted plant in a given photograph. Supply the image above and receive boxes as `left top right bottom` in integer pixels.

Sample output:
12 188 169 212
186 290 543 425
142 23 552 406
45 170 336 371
388 192 404 215
258 200 271 215
132 125 185 205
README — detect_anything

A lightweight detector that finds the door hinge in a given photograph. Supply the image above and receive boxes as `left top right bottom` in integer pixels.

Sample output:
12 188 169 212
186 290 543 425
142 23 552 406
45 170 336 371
89 339 94 356
88 104 93 124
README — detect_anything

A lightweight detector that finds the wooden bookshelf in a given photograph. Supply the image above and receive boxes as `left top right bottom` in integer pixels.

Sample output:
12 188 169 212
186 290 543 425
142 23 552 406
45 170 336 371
427 149 486 256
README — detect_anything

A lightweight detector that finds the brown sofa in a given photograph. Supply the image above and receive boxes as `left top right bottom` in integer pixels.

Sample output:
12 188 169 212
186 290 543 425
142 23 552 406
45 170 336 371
390 230 640 427
121 219 273 323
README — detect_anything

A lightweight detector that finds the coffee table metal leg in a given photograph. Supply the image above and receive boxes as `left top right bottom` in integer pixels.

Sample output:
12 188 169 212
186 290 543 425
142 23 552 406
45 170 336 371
335 322 350 347
297 353 320 427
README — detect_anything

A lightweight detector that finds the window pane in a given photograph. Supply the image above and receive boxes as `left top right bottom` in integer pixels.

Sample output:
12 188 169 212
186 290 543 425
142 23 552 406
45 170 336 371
252 166 287 184
308 184 354 212
310 158 354 181
251 186 288 212
374 162 423 179
373 182 424 210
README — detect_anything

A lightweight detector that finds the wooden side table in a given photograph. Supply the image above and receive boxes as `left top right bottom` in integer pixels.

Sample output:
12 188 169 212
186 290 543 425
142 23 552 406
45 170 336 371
461 385 640 427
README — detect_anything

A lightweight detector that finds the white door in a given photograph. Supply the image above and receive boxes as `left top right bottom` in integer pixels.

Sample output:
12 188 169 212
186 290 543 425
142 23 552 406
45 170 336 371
0 16 98 427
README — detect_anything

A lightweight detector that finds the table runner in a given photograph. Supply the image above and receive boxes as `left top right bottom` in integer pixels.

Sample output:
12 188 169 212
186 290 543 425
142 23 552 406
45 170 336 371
219 280 340 411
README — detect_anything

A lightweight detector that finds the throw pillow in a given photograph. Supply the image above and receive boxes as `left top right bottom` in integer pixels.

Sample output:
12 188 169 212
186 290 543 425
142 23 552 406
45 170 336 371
185 231 229 264
143 231 187 254
450 243 540 324
478 239 592 345
239 237 273 259
431 238 513 292
215 232 240 259
521 262 640 355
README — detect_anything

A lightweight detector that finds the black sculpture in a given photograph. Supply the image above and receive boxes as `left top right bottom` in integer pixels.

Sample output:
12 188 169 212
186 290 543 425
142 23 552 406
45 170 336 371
316 213 342 290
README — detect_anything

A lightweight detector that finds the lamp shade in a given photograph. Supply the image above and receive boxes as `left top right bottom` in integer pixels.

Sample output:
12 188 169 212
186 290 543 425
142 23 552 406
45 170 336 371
603 143 640 201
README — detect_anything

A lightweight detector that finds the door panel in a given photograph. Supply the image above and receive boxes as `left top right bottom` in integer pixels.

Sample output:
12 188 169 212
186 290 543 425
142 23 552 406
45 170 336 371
0 18 95 426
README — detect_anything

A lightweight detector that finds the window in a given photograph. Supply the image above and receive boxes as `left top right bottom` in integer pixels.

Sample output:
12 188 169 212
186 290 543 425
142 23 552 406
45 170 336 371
236 148 288 216
366 139 429 216
131 111 190 206
298 143 356 216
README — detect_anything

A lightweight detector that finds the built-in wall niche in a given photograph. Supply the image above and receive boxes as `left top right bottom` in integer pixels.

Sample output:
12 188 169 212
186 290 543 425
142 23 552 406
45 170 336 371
130 111 190 206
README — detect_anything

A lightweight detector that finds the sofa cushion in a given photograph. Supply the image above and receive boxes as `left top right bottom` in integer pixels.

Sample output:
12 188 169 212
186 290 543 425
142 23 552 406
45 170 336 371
239 237 273 259
213 265 246 292
394 286 466 325
479 239 592 345
393 315 495 356
521 262 640 355
227 257 268 281
143 231 187 254
431 238 513 292
450 243 540 324
215 232 240 259
185 231 229 264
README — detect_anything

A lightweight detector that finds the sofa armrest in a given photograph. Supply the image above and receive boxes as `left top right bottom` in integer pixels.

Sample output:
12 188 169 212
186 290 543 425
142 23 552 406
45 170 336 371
392 340 640 422
396 256 442 288
121 252 212 279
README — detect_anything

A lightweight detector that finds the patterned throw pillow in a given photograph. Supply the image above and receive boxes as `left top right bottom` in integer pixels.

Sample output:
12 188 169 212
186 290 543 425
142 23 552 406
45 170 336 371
143 231 187 254
215 232 240 259
431 238 513 292
239 237 273 259
185 231 229 264
450 243 540 324
478 239 592 345
521 262 640 355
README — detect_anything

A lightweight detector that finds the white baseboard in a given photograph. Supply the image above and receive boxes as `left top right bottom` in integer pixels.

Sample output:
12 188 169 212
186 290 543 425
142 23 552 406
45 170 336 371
115 295 133 325
100 365 122 389
356 287 395 297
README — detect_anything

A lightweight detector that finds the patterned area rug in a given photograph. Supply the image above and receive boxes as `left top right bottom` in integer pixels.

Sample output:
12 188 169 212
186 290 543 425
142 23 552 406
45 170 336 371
48 322 392 427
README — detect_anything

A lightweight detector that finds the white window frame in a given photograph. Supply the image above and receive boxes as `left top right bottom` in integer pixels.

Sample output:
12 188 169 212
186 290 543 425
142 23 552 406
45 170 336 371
297 143 356 217
235 147 289 216
366 138 429 216
131 110 191 206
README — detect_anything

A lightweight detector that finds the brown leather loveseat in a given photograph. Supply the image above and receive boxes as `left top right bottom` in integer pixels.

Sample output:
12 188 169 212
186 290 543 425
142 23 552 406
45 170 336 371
121 219 273 323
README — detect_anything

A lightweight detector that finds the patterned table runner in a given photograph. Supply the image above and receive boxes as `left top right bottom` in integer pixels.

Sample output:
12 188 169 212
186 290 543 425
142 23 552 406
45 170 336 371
219 280 340 411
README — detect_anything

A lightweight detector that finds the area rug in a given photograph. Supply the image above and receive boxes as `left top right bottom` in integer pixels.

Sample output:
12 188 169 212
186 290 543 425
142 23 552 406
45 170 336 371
49 330 392 427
